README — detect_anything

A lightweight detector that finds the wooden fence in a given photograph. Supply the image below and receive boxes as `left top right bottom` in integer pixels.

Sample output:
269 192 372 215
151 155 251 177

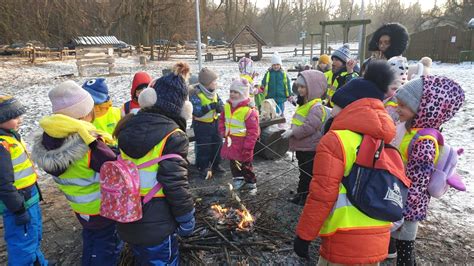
76 47 115 76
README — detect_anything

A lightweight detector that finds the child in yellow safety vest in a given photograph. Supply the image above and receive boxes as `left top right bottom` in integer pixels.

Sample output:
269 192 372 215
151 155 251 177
190 67 225 178
0 95 48 265
281 70 329 206
384 56 409 123
219 78 260 195
82 78 121 136
31 81 122 265
390 75 464 265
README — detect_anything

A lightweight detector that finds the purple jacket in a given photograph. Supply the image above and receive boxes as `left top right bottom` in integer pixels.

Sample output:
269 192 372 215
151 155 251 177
399 75 465 221
289 70 328 152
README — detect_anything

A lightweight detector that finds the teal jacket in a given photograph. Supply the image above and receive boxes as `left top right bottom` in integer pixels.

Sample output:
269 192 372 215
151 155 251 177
261 68 291 104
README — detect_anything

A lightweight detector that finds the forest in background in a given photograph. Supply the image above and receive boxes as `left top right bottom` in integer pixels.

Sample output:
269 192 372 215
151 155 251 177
0 0 472 47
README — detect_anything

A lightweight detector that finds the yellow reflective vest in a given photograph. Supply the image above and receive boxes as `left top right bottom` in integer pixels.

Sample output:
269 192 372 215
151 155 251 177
325 70 352 107
398 128 440 165
0 136 37 190
120 129 181 197
54 150 101 215
291 98 327 126
224 103 251 137
93 106 121 135
193 92 218 123
319 130 391 236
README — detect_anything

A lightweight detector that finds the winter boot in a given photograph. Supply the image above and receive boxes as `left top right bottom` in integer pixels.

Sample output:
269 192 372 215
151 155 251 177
387 237 397 259
232 177 245 191
246 183 257 196
396 240 416 266
199 168 210 179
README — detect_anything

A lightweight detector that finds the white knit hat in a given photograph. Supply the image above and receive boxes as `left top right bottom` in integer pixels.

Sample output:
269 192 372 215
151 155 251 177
229 78 250 99
271 52 282 65
48 80 94 119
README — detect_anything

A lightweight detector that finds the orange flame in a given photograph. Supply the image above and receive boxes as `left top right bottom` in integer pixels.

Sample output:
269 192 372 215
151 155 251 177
237 209 254 230
211 204 228 214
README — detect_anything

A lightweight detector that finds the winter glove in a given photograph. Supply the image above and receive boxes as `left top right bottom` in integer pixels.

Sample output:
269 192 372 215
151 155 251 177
208 102 217 110
293 236 310 258
176 209 196 237
14 209 31 225
281 129 293 139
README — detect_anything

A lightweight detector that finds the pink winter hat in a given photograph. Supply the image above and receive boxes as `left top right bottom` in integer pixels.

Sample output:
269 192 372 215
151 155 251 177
48 80 94 119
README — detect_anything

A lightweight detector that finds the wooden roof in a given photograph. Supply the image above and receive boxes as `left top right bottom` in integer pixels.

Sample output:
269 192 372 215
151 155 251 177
229 25 266 46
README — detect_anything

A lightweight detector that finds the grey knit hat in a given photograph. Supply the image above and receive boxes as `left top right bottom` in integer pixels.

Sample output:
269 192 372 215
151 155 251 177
331 43 351 64
198 68 218 87
295 75 306 87
395 78 424 113
0 95 26 124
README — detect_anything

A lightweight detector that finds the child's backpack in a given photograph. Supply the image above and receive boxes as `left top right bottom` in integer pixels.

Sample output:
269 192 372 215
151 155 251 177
342 135 412 222
408 128 466 198
99 153 182 223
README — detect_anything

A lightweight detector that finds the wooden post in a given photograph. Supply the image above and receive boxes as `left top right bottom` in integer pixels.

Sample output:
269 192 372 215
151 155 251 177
302 37 305 56
343 23 349 44
310 34 314 60
294 48 297 56
321 25 326 55
151 45 155 61
31 48 36 64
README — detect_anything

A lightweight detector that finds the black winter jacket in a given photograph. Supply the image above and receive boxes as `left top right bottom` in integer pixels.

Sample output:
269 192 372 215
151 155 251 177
117 110 194 246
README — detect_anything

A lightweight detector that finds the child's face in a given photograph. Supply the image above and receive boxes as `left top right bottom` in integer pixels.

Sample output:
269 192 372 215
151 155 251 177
297 85 308 98
332 58 344 72
0 116 22 131
272 64 281 71
319 63 328 69
229 90 241 101
386 85 398 98
397 100 416 122
135 88 144 99
207 80 218 91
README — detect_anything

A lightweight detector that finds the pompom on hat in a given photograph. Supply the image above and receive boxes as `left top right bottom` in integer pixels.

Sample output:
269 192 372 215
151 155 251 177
0 95 27 124
138 61 191 115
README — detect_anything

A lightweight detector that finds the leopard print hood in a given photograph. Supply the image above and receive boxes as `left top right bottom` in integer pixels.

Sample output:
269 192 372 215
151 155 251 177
412 75 465 129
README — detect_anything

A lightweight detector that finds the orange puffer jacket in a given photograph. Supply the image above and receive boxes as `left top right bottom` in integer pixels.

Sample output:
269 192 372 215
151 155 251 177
296 98 396 264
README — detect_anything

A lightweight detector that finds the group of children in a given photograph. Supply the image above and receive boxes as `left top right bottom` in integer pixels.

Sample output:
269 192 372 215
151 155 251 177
0 22 466 266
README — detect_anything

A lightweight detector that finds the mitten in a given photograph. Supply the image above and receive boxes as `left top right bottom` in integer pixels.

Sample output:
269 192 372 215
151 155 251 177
176 209 196 237
281 129 293 139
293 236 310 258
14 209 31 225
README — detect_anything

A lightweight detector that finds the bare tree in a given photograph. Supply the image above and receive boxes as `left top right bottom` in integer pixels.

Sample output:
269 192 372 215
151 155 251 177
266 0 295 45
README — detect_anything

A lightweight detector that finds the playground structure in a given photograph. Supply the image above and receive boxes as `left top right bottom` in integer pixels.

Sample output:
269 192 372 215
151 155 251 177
229 25 267 62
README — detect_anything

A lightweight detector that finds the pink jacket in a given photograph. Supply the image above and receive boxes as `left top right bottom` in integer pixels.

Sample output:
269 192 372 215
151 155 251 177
219 99 260 162
289 70 327 152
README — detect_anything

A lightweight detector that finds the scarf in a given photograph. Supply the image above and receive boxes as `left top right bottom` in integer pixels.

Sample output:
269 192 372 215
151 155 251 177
198 84 216 99
39 114 114 145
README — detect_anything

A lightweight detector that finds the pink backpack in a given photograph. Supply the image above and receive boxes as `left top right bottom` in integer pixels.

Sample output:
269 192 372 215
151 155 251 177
409 128 465 198
99 153 182 223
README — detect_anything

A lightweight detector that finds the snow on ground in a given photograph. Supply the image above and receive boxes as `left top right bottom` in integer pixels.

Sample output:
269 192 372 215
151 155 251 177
0 50 473 256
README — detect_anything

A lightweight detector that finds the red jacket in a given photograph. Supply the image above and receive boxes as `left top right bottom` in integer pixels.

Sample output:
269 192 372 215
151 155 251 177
296 98 396 264
218 99 259 162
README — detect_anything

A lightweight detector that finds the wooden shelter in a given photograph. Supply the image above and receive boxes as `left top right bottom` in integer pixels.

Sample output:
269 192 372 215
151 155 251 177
71 36 120 76
229 25 266 61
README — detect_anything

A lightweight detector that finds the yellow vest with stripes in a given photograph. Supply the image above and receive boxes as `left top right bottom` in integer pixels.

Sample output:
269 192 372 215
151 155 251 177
319 130 391 236
0 136 37 190
398 128 440 165
120 129 181 197
325 70 350 107
291 98 327 126
384 99 398 108
224 103 251 137
93 106 121 135
264 71 289 98
55 150 101 215
194 92 218 123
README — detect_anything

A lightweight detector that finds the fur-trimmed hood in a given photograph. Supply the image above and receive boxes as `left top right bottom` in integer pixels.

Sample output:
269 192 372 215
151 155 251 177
31 133 89 175
368 23 409 59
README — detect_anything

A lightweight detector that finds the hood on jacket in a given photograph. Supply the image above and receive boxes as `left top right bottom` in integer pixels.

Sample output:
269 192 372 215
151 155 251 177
118 112 179 159
31 133 89 174
131 72 152 100
330 98 395 143
411 75 465 129
368 23 409 59
298 70 327 101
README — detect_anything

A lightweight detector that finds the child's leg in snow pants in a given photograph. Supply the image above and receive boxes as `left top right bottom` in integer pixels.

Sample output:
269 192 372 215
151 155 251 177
230 160 256 184
3 202 47 266
80 218 123 266
131 234 179 265
295 151 315 199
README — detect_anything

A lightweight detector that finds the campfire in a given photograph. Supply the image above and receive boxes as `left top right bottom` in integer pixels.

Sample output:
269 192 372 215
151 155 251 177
210 204 255 231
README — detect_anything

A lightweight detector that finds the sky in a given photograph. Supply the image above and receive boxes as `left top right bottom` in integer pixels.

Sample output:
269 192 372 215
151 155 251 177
248 0 446 12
